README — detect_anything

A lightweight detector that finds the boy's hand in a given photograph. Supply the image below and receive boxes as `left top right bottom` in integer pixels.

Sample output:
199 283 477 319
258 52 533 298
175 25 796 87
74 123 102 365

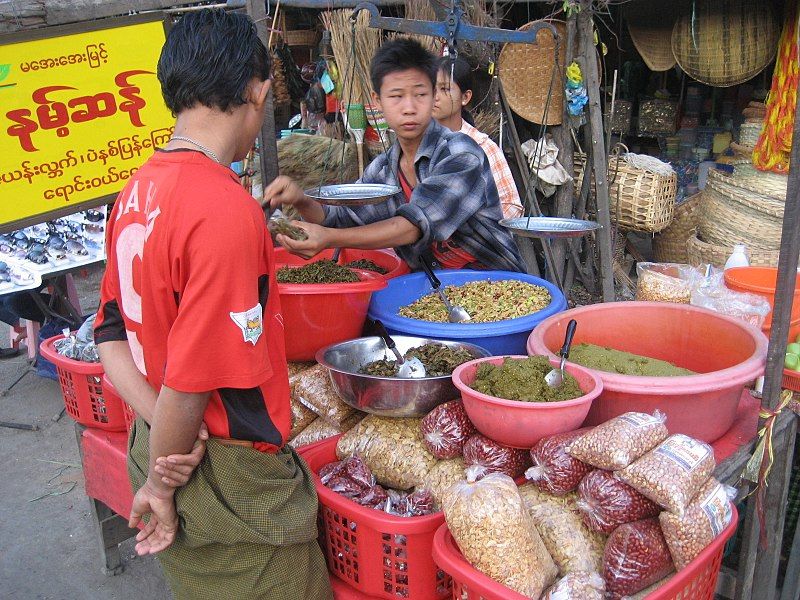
128 481 178 555
263 176 306 212
154 422 208 488
277 221 332 259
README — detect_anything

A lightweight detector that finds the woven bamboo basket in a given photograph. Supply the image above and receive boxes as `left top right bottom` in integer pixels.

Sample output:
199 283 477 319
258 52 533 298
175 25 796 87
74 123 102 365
283 29 320 47
498 20 566 125
687 234 780 268
729 163 788 201
671 0 779 87
624 3 681 72
575 153 677 233
652 192 704 263
739 122 763 148
698 170 784 250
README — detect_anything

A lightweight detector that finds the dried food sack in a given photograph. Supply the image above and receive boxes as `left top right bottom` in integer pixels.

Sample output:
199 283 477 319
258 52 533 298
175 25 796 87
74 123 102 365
336 415 437 490
443 473 558 598
527 499 606 575
526 428 593 495
289 398 317 440
518 483 578 511
576 470 660 534
635 262 700 304
289 411 364 448
463 434 531 480
420 400 476 459
293 364 354 425
287 361 315 379
567 411 668 471
603 518 674 599
542 572 605 600
418 457 466 509
660 478 736 570
619 434 715 515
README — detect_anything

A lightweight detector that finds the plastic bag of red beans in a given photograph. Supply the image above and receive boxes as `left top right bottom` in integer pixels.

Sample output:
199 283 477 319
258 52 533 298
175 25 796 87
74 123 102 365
526 428 593 495
603 518 674 599
420 400 476 459
463 434 531 480
576 470 661 534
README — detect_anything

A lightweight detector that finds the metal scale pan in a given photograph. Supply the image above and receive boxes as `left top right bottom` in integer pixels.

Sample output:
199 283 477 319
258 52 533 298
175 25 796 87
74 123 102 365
304 183 401 206
501 217 602 239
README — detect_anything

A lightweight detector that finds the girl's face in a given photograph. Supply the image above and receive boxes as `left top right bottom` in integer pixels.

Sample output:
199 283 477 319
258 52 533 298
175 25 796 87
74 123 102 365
432 70 468 122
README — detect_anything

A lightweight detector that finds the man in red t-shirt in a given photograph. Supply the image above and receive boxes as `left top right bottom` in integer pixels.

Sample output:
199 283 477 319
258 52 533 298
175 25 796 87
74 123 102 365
94 10 331 599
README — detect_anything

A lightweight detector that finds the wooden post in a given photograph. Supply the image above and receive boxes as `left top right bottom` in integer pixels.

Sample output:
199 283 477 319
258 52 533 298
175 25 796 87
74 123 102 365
577 1 614 302
247 0 280 188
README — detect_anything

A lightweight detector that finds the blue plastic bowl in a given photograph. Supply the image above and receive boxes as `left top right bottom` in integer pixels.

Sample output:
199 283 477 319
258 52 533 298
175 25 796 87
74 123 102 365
367 270 567 356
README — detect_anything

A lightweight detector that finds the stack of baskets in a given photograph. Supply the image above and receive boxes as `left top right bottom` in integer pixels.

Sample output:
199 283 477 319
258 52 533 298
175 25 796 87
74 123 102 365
652 192 704 263
687 164 787 268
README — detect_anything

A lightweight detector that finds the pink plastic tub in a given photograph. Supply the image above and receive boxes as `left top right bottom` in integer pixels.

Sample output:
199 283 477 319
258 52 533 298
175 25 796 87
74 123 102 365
527 302 767 442
452 355 603 448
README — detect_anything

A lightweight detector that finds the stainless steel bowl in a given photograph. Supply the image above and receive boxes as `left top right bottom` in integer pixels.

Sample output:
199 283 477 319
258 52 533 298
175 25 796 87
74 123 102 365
315 336 490 417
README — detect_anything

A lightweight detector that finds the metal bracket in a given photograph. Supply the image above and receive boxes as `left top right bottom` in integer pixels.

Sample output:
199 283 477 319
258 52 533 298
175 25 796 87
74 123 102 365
352 1 556 55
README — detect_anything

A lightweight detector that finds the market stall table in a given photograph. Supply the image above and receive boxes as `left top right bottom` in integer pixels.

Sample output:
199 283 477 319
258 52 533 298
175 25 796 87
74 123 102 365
73 390 762 598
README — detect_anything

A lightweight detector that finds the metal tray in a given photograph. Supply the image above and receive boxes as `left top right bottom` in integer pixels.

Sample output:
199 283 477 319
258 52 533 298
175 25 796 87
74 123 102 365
500 217 602 239
304 183 401 206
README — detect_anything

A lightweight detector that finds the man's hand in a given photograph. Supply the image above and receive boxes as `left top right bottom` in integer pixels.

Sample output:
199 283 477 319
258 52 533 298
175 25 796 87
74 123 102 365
277 221 333 259
128 481 178 555
263 176 307 212
153 422 209 488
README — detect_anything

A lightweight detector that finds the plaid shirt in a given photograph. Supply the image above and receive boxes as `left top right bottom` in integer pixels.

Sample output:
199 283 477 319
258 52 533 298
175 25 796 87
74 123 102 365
322 119 526 272
460 121 523 219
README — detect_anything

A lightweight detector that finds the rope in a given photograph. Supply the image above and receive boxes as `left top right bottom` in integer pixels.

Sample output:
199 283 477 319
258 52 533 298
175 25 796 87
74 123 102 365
753 1 799 175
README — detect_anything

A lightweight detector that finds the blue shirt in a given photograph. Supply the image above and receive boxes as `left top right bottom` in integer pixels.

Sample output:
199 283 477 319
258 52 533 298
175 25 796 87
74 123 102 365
322 119 526 272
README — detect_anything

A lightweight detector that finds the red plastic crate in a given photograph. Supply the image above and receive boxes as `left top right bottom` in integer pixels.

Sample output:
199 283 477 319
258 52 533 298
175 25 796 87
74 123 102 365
101 374 136 432
40 335 127 432
298 437 450 599
432 504 738 600
782 369 800 392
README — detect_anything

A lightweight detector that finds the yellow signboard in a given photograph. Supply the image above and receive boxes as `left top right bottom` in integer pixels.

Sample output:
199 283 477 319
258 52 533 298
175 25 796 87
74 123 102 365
0 16 174 231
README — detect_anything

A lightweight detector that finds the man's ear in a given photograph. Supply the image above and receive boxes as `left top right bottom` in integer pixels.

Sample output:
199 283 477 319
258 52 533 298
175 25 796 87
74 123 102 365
253 78 271 108
371 90 381 110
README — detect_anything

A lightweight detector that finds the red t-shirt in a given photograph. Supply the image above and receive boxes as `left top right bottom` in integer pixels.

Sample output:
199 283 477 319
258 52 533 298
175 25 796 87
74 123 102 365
95 149 290 452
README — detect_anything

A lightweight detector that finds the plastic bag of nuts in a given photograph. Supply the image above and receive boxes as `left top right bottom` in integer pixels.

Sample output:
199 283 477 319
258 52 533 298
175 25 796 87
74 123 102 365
618 434 716 515
292 364 354 426
635 263 701 304
527 498 606 575
518 483 579 511
290 398 317 440
576 469 661 534
603 518 675 599
526 428 593 496
418 457 466 509
542 572 605 600
420 400 476 459
289 411 364 448
659 478 736 570
463 434 532 480
567 411 669 471
443 472 558 598
335 415 437 490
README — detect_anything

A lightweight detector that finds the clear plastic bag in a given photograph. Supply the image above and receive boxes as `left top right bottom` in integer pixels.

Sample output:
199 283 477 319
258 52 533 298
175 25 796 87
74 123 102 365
635 263 702 304
660 478 736 569
691 273 771 329
443 473 558 598
576 469 661 534
289 398 317 440
463 434 531 480
567 411 669 471
292 364 354 426
288 411 363 448
420 400 475 459
603 518 674 599
526 428 593 496
542 572 605 600
418 457 466 509
618 434 715 515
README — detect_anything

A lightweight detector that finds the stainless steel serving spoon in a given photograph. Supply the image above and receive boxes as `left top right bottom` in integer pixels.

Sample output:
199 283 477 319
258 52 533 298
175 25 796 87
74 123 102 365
373 320 426 378
419 256 471 323
545 319 577 388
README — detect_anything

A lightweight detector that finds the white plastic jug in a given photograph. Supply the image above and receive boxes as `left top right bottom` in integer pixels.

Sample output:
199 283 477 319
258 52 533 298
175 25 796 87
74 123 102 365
725 244 750 270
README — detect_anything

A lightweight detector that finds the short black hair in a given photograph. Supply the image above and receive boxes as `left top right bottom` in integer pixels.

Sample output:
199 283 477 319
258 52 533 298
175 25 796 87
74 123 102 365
158 9 271 115
438 56 475 125
370 38 437 95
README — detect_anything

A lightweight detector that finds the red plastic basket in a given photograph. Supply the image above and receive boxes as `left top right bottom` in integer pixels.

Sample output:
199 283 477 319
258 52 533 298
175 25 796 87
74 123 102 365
432 505 738 600
101 374 136 432
298 437 450 599
782 369 800 392
40 335 127 432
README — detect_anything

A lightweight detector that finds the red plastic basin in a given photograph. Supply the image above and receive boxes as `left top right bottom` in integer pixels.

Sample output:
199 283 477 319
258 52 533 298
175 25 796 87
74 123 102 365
527 302 767 442
273 248 409 280
278 270 387 361
452 355 603 448
724 267 800 341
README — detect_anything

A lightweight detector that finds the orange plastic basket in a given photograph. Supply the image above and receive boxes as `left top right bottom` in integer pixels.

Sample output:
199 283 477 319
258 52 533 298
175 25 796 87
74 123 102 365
432 505 738 600
101 374 136 432
40 335 127 432
783 369 800 392
298 437 450 599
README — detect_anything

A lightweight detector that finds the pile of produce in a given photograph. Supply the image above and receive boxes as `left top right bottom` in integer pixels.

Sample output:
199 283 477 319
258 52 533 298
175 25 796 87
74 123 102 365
399 280 551 323
276 260 360 284
785 335 800 372
470 356 583 402
569 343 696 377
344 259 388 274
360 342 474 377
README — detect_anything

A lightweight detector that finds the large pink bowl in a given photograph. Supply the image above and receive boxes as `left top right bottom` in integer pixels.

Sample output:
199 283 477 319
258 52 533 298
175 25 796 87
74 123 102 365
452 355 603 449
527 302 768 442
